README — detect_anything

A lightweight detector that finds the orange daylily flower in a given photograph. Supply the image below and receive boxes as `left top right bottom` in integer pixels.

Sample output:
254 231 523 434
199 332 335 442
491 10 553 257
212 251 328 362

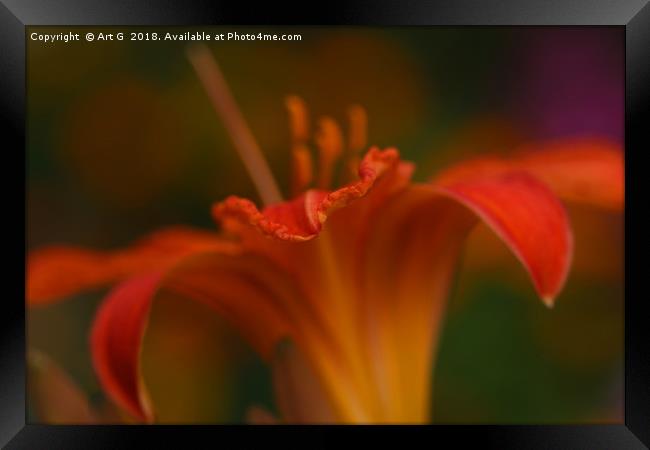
26 46 623 424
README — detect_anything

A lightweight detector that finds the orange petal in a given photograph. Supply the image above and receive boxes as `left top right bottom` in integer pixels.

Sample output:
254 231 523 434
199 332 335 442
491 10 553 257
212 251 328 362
213 147 408 241
433 137 623 211
359 189 474 422
271 339 336 423
27 227 237 306
358 173 573 421
517 138 624 210
164 253 305 359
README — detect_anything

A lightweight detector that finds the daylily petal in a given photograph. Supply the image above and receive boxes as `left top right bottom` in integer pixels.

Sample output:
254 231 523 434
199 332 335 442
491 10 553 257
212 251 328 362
434 173 573 304
271 339 337 423
165 253 308 359
27 226 237 306
433 137 623 210
90 273 160 423
213 147 410 241
517 138 623 210
166 253 371 423
359 190 474 422
357 170 573 421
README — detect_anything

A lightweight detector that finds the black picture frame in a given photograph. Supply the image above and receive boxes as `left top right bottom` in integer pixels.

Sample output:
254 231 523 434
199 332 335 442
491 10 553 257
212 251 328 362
2 0 648 448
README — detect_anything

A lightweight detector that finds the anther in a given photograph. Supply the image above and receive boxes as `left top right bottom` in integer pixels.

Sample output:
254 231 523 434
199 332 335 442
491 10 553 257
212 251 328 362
291 144 313 195
347 105 367 154
285 95 314 194
315 117 344 189
346 105 368 180
285 95 310 144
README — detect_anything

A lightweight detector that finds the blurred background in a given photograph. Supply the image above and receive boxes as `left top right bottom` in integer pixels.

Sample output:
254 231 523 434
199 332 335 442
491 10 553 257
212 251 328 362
27 26 623 423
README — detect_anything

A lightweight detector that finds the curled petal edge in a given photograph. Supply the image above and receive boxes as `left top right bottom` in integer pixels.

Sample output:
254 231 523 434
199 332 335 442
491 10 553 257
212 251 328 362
212 147 409 241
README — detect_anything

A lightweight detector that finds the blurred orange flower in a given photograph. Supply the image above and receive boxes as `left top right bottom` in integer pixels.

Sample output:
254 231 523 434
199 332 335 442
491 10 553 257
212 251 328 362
26 47 623 424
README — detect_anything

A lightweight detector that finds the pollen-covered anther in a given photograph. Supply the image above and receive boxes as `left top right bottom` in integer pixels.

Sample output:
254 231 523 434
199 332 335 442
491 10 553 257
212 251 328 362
315 117 344 189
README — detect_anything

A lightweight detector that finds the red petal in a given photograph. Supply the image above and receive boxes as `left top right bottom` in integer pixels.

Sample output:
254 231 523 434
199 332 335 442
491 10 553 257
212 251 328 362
434 173 573 305
90 273 160 422
27 227 237 306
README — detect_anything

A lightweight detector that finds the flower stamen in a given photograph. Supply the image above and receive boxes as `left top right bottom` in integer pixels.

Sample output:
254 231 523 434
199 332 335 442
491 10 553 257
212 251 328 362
291 145 314 197
285 95 310 143
315 117 344 189
347 104 367 154
285 96 313 195
186 44 283 206
346 105 368 180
